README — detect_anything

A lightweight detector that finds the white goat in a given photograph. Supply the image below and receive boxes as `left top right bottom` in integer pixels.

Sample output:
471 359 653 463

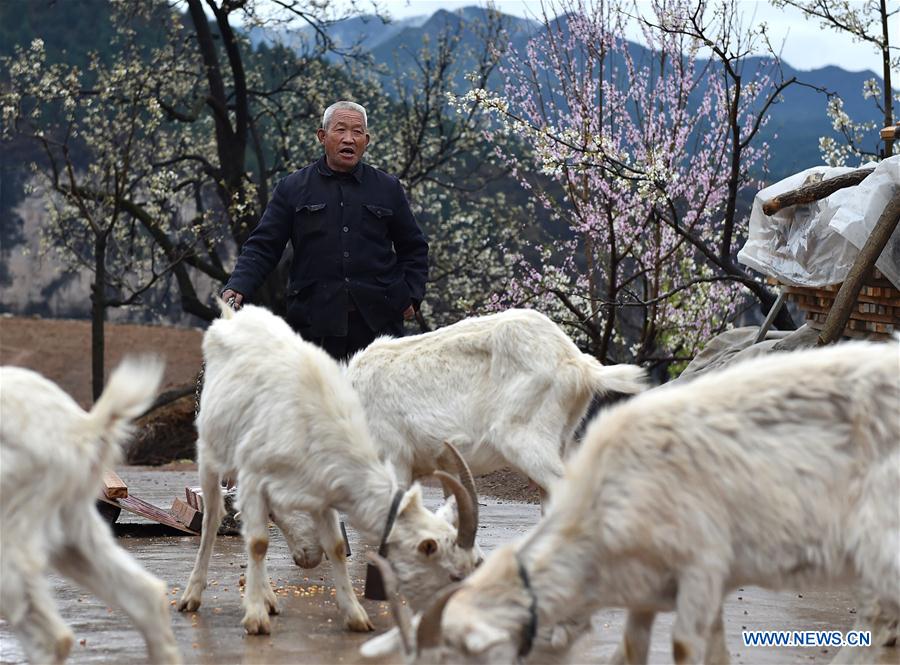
350 308 646 492
364 339 900 664
0 358 181 665
177 302 481 633
280 308 647 569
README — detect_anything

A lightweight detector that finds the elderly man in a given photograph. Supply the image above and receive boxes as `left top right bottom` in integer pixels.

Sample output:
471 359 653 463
222 101 428 360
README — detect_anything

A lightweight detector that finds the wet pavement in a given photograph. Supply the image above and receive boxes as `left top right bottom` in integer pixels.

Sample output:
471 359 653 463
1 468 896 664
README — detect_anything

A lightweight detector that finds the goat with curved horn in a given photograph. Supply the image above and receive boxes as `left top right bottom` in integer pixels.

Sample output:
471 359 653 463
432 471 477 550
442 441 478 521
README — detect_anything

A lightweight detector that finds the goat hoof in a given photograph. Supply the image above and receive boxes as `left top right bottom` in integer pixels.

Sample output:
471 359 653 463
242 611 271 635
176 595 201 612
263 584 279 614
54 632 75 663
346 614 375 632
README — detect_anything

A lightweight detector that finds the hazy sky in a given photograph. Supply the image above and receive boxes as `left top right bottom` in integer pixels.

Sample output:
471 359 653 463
374 0 894 75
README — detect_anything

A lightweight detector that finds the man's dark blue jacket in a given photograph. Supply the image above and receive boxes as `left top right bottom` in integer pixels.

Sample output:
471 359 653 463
226 157 428 338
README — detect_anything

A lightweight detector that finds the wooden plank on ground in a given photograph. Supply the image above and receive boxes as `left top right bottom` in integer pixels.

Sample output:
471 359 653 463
98 495 198 535
102 469 128 499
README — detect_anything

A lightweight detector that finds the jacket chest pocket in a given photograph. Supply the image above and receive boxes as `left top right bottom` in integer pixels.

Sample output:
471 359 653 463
294 203 327 237
362 203 393 239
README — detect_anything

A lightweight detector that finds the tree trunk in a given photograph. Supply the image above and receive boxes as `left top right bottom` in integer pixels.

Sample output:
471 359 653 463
91 235 107 401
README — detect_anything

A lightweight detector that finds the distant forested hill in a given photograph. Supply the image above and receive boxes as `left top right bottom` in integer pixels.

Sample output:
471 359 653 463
5 1 889 188
0 0 115 68
355 7 888 177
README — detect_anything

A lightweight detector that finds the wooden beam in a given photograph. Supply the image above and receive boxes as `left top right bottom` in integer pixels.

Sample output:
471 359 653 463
185 486 204 513
102 469 128 499
171 497 203 532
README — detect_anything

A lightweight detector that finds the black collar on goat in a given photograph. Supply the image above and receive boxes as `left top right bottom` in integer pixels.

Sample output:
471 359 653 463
516 552 539 660
365 489 405 599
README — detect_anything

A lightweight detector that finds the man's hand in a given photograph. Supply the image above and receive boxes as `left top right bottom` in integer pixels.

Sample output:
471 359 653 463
402 304 415 321
221 289 244 310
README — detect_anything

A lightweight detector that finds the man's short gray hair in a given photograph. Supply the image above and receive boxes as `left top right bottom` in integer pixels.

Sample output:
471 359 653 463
322 101 368 131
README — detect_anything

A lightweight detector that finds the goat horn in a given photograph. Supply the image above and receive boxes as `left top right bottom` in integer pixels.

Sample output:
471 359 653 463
442 441 479 531
433 471 477 550
416 582 462 651
365 552 413 653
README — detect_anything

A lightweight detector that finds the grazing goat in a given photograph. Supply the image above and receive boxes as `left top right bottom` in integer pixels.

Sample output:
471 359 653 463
177 302 481 633
0 358 181 665
364 339 900 664
279 308 647 570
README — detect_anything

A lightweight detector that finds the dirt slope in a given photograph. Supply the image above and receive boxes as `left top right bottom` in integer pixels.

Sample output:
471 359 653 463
0 315 203 408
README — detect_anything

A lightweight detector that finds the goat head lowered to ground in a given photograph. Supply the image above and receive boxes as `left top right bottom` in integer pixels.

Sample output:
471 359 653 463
177 301 481 634
278 308 647 576
363 339 900 665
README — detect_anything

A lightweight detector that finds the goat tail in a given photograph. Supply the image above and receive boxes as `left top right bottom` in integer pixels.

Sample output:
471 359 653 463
86 355 165 458
581 354 648 395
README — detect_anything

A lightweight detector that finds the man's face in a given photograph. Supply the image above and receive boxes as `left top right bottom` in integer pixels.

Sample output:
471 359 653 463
317 109 370 172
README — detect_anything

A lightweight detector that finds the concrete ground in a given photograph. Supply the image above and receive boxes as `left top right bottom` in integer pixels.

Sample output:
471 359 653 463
0 467 895 665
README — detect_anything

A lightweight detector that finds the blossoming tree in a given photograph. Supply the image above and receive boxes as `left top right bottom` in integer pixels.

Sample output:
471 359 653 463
461 0 798 371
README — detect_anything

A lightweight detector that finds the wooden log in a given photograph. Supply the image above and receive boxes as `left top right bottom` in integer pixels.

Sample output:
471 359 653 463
171 497 203 532
762 168 874 216
102 469 128 499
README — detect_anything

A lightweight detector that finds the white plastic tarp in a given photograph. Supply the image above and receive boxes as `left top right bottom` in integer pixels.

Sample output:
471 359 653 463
738 155 900 289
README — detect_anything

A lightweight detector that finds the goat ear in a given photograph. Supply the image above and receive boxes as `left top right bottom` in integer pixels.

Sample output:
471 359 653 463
359 627 403 658
398 483 424 515
417 538 439 556
463 621 510 654
434 495 459 527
